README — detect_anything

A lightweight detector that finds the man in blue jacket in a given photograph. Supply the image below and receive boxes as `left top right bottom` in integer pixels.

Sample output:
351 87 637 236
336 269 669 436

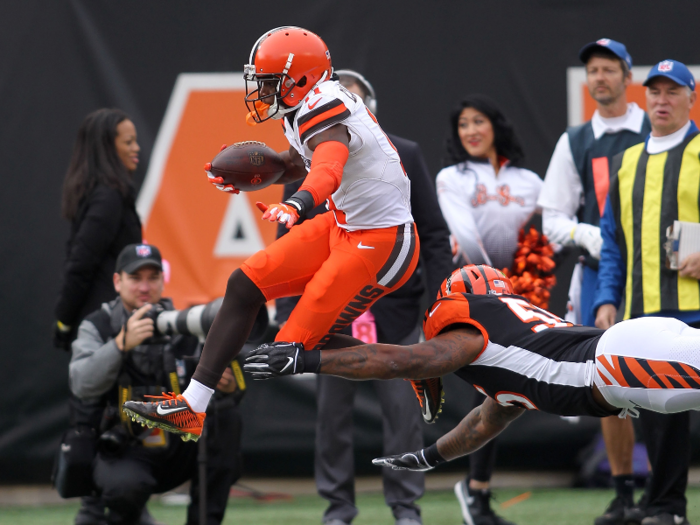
595 59 700 525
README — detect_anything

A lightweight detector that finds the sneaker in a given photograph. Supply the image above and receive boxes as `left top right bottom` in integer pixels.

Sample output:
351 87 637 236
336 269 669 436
75 496 107 525
594 495 633 525
641 514 689 525
626 479 651 525
454 480 517 525
122 392 205 442
626 505 648 525
409 377 444 424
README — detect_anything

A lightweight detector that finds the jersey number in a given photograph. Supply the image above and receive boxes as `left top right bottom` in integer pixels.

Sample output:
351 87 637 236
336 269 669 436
499 297 572 333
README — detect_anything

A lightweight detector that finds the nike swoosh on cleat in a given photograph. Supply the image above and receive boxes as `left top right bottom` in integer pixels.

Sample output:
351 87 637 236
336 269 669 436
357 242 375 249
280 357 294 373
156 405 188 416
422 392 432 420
429 303 441 317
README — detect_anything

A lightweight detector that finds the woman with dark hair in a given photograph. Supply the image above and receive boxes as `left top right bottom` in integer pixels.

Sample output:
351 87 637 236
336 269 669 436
54 109 146 525
437 94 542 271
54 108 142 347
436 96 542 525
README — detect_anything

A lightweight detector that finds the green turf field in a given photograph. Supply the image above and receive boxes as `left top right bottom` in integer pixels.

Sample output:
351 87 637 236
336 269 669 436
1 487 700 525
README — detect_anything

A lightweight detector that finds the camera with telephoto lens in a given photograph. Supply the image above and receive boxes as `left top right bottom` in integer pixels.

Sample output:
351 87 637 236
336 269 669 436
142 298 269 343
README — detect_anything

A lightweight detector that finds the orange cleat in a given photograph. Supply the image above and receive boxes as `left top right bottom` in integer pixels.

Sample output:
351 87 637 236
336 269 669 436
409 378 445 424
122 392 206 442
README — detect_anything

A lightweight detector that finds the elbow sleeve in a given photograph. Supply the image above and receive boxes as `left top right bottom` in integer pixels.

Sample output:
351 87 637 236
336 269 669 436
299 141 349 207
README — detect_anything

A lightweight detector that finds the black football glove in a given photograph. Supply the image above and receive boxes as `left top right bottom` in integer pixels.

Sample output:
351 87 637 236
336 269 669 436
243 341 320 380
372 444 446 472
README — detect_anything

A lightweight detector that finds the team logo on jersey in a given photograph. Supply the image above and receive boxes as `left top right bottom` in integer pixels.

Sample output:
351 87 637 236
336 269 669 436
471 184 525 207
659 60 674 72
249 151 265 166
136 245 152 257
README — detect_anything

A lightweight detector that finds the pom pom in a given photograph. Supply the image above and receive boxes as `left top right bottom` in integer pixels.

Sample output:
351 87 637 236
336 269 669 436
501 227 556 309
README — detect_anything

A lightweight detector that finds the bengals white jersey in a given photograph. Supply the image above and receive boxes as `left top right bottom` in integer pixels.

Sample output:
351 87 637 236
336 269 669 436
282 80 413 231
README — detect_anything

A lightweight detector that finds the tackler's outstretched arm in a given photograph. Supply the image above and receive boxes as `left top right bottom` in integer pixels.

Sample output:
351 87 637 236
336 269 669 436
243 326 484 381
373 397 524 472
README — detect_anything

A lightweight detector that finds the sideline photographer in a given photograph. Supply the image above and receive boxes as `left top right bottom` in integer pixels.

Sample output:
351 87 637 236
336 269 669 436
65 244 244 525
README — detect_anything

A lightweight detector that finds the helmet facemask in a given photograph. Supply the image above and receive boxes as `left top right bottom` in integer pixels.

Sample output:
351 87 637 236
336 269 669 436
243 27 333 124
244 62 300 123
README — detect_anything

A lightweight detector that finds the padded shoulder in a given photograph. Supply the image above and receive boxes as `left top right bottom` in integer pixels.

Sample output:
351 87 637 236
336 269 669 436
422 294 488 346
294 81 355 144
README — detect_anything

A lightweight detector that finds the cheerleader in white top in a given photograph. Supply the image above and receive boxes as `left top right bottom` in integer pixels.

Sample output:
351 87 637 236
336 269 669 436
436 95 543 272
435 94 541 525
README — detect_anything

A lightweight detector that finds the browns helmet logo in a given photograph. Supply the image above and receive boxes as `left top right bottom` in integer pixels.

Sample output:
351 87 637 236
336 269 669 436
249 151 265 166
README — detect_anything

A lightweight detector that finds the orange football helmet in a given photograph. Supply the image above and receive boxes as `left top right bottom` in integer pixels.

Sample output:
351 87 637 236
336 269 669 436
244 27 333 123
437 265 514 299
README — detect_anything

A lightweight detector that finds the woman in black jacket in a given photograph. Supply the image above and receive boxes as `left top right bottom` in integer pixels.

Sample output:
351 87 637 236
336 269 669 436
54 108 143 350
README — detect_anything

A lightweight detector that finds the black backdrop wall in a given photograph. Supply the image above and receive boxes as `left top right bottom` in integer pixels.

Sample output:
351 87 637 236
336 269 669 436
2 0 700 483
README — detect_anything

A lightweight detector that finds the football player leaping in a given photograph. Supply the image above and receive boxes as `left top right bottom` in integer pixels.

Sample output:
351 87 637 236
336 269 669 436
122 27 427 441
244 264 700 472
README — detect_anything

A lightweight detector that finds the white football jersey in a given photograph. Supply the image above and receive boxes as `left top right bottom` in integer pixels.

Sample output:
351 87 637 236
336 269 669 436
282 80 412 231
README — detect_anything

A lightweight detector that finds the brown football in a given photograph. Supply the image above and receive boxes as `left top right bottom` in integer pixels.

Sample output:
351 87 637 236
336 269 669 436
208 141 285 192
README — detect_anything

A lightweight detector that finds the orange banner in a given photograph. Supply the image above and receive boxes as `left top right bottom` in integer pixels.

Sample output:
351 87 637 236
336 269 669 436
137 74 287 308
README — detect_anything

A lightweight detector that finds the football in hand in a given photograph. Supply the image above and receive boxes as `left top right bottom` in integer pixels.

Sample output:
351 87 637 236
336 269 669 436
207 141 285 192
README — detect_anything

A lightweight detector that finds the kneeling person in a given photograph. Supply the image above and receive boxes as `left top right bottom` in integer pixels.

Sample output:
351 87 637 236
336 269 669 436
70 244 243 525
245 264 700 471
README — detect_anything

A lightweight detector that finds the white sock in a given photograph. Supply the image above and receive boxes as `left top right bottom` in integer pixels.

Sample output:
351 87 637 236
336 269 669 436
182 380 215 413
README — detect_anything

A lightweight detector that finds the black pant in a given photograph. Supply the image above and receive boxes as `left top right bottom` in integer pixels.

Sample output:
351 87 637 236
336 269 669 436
639 410 689 517
464 390 498 483
315 327 424 524
636 318 700 517
94 403 242 525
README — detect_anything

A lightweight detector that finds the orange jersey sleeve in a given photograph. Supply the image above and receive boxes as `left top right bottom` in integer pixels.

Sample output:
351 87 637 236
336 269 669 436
422 295 489 353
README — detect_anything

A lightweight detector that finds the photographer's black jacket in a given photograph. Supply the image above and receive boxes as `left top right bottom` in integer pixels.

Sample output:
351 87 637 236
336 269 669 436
69 297 198 404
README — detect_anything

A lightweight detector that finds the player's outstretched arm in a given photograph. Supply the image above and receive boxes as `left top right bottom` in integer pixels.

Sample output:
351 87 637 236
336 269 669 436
372 397 524 471
243 327 484 380
437 397 524 459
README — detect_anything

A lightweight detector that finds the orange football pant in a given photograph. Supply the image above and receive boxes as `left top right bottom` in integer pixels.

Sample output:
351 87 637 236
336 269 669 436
241 212 419 350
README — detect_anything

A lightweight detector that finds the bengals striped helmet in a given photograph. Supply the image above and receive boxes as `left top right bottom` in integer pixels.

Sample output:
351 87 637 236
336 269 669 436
437 265 514 299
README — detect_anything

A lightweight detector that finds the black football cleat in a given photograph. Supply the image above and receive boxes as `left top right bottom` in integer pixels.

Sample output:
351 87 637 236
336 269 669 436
409 377 444 424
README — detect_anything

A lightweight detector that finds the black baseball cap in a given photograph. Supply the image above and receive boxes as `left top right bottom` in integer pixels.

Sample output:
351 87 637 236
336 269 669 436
116 244 163 274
